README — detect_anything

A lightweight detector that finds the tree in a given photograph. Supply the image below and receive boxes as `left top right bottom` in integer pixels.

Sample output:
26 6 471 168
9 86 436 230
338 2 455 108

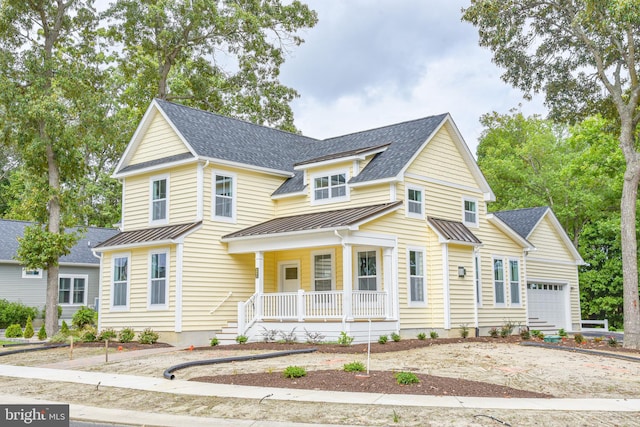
104 0 318 132
463 0 640 348
0 0 110 335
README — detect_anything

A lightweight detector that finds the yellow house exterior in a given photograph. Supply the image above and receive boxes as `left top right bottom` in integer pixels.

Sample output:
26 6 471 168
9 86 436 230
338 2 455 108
95 100 584 345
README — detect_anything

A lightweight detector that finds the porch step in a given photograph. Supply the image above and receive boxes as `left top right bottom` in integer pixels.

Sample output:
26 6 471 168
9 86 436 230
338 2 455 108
528 317 558 333
212 322 239 345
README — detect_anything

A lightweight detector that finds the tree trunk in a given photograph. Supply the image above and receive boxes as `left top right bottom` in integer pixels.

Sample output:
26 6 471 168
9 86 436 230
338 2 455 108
45 264 59 336
45 142 60 337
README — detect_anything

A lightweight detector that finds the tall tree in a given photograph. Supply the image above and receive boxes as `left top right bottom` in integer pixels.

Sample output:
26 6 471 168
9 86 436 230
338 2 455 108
104 0 318 132
0 0 109 335
463 0 640 348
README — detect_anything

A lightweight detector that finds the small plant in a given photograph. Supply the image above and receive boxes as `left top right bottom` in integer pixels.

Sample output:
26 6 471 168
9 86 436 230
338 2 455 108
607 336 619 347
519 327 531 340
391 332 401 342
97 328 117 341
49 332 69 343
282 365 306 379
429 331 439 339
118 327 135 343
261 327 279 343
558 328 568 337
60 320 70 334
538 332 545 340
235 334 248 344
500 320 515 337
37 324 47 341
392 409 400 423
394 371 420 385
530 329 543 338
594 336 603 343
72 306 97 329
138 328 159 344
573 333 584 344
417 332 426 340
23 316 34 339
304 328 326 344
4 324 23 338
378 335 388 344
459 324 470 339
488 327 499 338
80 326 97 342
337 331 354 346
279 328 298 344
210 337 219 346
343 361 366 372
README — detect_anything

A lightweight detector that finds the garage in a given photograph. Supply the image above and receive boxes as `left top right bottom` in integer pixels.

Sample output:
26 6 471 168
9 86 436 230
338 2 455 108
527 283 568 331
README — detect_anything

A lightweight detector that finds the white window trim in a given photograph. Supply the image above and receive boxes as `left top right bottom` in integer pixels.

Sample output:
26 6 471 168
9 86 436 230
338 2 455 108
310 168 350 205
462 196 479 228
148 249 170 310
492 256 506 307
406 184 425 219
311 249 336 291
406 246 427 307
58 274 89 306
111 252 131 312
21 268 43 279
149 174 170 226
212 170 237 223
508 258 522 307
354 247 380 291
474 253 482 307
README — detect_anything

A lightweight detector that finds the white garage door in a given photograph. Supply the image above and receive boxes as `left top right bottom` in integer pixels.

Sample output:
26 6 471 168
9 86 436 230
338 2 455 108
527 283 567 331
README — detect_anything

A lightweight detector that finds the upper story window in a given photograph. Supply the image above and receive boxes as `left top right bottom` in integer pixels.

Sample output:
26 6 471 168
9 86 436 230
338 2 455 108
406 185 424 219
150 175 169 224
22 268 43 279
463 197 478 227
311 170 348 204
213 171 237 222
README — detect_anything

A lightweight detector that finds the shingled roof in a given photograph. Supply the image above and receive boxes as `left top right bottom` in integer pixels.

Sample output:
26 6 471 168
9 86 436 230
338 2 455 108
493 207 549 240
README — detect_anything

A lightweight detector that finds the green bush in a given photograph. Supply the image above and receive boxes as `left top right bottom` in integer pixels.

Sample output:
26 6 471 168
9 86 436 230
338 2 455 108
235 335 248 344
97 328 117 341
378 335 388 344
118 327 135 343
343 361 366 372
138 328 159 344
558 328 568 337
391 332 401 342
417 332 426 340
519 328 531 340
574 333 584 344
282 366 306 379
60 320 69 334
49 332 69 343
210 337 219 346
488 327 499 338
531 329 543 338
429 331 438 339
72 306 97 329
395 372 420 385
37 325 47 340
80 326 97 342
459 324 470 338
23 316 34 338
0 299 39 328
5 324 23 338
337 331 354 346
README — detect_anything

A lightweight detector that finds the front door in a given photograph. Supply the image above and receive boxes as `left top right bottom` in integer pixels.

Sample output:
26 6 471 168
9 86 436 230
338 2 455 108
280 263 300 293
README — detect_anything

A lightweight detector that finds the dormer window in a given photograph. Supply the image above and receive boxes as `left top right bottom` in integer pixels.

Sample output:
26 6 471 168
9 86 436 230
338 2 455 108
150 175 169 224
311 170 348 204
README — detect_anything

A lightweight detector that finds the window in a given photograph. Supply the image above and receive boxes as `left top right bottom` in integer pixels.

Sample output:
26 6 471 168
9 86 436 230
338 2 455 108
213 172 236 222
112 255 129 309
357 250 378 291
474 254 482 306
406 186 424 218
150 176 168 223
312 252 334 291
408 248 426 305
149 251 168 308
463 197 478 227
22 268 43 279
493 258 505 305
509 259 520 305
312 171 348 203
59 275 87 305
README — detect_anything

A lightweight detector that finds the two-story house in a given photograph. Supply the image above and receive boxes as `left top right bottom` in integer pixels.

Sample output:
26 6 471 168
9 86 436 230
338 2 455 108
95 99 584 345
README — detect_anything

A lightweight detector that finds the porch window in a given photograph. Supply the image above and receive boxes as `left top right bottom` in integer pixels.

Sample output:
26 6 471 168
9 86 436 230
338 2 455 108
408 249 426 305
357 250 378 291
312 170 348 203
463 197 478 227
313 252 333 291
59 275 87 305
149 251 168 308
493 258 505 306
509 259 520 305
213 171 236 222
406 185 424 218
150 175 168 224
112 254 130 310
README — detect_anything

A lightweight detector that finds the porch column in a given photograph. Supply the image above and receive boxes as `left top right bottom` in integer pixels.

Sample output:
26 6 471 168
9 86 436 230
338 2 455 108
383 247 394 320
342 244 353 321
255 251 264 321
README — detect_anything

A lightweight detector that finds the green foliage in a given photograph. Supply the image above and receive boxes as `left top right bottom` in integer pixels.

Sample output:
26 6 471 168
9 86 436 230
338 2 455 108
79 326 97 342
210 337 219 346
23 316 34 339
337 331 354 346
72 306 97 329
500 321 515 338
282 366 306 379
558 328 568 337
394 372 420 385
519 327 531 340
118 327 135 343
459 324 469 339
138 328 159 344
489 327 499 338
417 332 426 340
97 328 117 341
429 331 438 339
37 325 47 341
4 324 23 338
378 335 388 344
343 361 366 372
16 226 78 270
531 330 543 338
0 299 39 328
574 333 584 344
235 335 248 344
391 332 401 342
60 321 69 334
608 336 619 347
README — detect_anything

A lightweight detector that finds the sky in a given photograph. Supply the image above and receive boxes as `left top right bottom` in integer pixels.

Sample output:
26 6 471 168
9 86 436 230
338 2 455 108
279 0 547 155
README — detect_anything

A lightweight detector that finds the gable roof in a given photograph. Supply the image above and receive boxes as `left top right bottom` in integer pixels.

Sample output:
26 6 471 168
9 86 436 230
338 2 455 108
0 220 118 265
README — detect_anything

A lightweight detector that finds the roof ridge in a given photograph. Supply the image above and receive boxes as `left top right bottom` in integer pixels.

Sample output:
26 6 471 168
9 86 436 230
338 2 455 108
320 113 449 142
494 206 549 214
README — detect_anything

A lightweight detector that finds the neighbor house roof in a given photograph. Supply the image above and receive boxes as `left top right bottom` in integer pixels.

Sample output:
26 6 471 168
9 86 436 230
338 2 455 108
95 221 202 251
493 207 549 240
0 220 118 265
427 217 482 246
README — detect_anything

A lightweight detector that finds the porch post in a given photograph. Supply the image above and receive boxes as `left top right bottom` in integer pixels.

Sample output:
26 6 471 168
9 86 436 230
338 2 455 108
342 244 353 321
383 247 394 320
255 251 264 321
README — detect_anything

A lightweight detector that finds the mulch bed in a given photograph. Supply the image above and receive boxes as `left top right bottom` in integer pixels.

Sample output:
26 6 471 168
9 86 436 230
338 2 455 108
76 341 173 351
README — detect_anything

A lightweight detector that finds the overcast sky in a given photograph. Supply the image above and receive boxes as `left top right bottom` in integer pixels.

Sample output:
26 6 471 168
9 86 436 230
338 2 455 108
279 0 546 155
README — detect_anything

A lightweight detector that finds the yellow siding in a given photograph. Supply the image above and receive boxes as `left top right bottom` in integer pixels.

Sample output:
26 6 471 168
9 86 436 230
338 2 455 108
448 244 475 327
130 112 190 165
528 216 574 261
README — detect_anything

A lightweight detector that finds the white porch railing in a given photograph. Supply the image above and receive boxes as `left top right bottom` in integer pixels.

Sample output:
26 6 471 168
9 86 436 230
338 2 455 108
352 291 388 318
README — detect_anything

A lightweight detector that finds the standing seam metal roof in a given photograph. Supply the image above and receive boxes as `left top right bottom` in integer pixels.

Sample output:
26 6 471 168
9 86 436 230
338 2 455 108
95 222 202 249
427 217 482 245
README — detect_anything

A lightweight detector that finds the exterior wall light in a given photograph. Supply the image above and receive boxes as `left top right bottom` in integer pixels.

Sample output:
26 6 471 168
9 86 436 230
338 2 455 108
458 266 466 278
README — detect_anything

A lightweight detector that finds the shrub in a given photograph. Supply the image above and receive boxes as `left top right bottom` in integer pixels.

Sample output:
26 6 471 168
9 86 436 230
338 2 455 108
574 333 584 344
97 328 117 341
395 372 420 385
558 328 568 337
417 332 426 340
235 335 248 344
118 327 135 343
80 326 97 342
531 329 543 339
608 336 619 347
261 327 279 342
378 335 388 344
282 366 306 379
459 324 470 338
23 316 34 339
5 324 23 338
0 299 39 328
49 332 69 343
210 337 219 346
37 325 47 340
72 306 97 329
337 331 354 346
499 325 512 338
343 361 366 372
519 327 531 340
60 320 69 334
278 328 297 344
390 332 401 342
488 327 499 338
138 328 159 344
429 331 439 339
304 328 326 344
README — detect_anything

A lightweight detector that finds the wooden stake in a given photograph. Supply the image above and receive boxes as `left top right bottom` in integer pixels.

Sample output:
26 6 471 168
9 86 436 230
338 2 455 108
105 339 109 363
69 335 74 360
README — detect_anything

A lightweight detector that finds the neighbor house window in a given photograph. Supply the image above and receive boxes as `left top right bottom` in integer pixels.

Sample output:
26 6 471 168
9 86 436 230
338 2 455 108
312 170 348 203
509 259 520 306
112 254 130 309
213 171 236 222
463 197 478 227
357 250 378 291
59 275 87 305
493 258 505 305
150 175 168 224
149 251 168 308
312 251 334 291
406 185 424 218
21 268 43 279
408 248 426 305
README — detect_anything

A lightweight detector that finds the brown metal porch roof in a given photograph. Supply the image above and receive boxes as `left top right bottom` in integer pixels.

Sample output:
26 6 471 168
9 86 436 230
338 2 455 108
95 221 202 249
222 202 403 240
427 217 482 245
